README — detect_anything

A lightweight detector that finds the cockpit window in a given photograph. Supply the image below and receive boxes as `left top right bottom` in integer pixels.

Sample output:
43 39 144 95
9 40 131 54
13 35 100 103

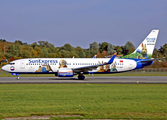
9 63 15 65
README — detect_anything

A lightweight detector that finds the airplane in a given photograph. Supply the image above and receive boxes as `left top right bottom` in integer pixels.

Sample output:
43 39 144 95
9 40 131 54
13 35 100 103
2 30 159 80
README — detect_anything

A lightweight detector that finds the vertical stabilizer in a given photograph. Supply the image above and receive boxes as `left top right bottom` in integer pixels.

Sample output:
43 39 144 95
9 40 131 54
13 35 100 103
122 30 159 59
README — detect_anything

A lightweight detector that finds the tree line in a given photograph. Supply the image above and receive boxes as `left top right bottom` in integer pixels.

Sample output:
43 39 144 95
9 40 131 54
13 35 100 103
0 39 167 66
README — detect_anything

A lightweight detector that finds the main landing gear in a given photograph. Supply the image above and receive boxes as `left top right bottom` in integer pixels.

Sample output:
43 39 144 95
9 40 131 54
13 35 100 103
78 73 85 80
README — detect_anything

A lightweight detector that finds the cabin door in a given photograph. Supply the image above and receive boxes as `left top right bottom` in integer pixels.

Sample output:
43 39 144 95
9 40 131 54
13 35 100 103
20 60 25 69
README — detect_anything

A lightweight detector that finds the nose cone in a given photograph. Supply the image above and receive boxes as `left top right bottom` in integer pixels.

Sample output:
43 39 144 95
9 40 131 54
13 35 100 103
1 65 9 72
1 66 5 71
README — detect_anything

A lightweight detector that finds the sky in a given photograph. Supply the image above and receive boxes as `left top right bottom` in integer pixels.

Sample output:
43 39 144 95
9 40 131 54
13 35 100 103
0 0 167 49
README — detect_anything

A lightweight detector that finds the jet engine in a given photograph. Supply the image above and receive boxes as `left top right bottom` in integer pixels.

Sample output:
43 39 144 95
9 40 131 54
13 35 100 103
57 68 74 77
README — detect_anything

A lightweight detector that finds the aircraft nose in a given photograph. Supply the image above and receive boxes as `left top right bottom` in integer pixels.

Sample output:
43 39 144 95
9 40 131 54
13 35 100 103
1 65 9 72
1 66 5 71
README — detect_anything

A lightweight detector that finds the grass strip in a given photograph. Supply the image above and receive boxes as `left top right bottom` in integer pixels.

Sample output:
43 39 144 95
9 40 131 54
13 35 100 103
0 84 167 119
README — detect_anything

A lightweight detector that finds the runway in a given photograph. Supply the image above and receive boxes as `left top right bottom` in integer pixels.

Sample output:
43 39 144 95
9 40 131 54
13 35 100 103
0 76 167 84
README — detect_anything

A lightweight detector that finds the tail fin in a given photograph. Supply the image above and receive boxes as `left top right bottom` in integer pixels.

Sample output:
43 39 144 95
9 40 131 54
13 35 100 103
122 30 159 59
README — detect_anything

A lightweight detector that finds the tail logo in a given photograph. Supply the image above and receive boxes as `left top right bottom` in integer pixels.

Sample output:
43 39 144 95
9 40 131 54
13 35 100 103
147 38 156 42
136 43 148 59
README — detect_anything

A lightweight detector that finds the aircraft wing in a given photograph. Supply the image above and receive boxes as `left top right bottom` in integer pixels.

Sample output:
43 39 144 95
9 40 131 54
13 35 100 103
73 53 117 73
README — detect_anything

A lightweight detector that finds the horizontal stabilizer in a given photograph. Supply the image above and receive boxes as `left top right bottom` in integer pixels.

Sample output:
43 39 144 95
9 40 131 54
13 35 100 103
140 57 165 63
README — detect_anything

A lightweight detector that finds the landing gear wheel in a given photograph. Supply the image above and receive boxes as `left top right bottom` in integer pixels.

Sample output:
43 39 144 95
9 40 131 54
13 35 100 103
78 75 85 80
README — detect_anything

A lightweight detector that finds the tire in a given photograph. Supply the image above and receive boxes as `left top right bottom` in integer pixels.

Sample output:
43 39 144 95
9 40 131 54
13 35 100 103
81 76 85 80
78 75 85 80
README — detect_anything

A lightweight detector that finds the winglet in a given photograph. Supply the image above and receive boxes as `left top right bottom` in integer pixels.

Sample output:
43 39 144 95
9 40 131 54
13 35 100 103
107 52 117 64
113 52 117 56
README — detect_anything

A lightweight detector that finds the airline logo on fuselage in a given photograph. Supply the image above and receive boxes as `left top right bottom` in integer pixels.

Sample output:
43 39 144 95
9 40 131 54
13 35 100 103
10 66 15 71
29 59 58 64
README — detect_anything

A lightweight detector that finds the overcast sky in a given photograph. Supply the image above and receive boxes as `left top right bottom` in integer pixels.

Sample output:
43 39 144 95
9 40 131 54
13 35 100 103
0 0 167 49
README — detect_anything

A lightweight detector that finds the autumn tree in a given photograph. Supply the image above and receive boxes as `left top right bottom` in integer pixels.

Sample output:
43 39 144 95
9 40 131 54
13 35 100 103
0 39 6 42
83 49 91 58
6 44 20 58
102 50 109 57
31 42 39 49
42 48 48 58
34 46 43 58
152 48 160 58
89 42 99 57
48 53 56 58
55 52 62 58
75 46 86 58
0 41 4 53
20 45 35 58
159 44 167 60
114 46 123 55
99 42 108 53
61 43 75 51
20 50 31 58
77 49 86 58
15 40 23 45
124 41 135 55
107 43 116 55
1 54 6 59
38 41 50 48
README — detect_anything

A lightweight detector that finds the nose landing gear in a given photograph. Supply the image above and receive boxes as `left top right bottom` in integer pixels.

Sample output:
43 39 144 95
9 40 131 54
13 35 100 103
17 76 20 80
11 73 20 80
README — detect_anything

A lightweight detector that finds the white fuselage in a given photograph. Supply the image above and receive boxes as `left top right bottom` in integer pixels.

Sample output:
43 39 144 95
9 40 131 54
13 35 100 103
2 58 137 74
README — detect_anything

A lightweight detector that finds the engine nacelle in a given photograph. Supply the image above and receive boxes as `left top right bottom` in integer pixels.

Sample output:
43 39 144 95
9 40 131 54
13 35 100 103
57 68 74 77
